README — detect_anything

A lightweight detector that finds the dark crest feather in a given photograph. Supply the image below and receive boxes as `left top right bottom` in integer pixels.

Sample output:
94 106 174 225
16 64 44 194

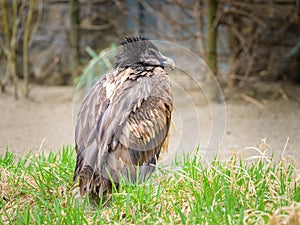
121 36 148 45
114 36 159 69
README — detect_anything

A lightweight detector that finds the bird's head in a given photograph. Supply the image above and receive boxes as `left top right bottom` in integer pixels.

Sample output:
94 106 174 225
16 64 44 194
114 36 175 70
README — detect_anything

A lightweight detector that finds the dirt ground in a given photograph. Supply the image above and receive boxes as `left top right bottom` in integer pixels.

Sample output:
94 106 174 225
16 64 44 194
0 82 300 166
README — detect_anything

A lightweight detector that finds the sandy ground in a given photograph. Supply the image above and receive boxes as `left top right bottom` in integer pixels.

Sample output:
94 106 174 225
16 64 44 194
0 83 300 166
0 85 75 155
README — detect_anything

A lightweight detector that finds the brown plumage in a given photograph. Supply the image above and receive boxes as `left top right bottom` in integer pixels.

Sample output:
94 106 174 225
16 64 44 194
73 37 174 197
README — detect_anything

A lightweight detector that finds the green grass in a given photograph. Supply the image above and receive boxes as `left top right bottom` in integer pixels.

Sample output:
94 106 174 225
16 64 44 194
0 146 300 224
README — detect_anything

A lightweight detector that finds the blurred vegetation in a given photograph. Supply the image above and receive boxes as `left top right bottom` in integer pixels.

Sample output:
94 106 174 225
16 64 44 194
0 0 42 99
0 0 299 99
75 44 117 96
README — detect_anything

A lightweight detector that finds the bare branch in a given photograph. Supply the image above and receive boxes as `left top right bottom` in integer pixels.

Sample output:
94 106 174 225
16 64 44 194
23 0 38 98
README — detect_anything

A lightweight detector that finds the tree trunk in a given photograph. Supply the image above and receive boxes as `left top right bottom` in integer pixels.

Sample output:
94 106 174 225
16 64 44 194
23 0 36 98
203 0 221 102
69 0 80 83
206 0 217 74
0 0 19 97
11 0 19 99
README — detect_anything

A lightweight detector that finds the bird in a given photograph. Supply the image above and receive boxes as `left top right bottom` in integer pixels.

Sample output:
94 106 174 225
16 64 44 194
73 36 174 198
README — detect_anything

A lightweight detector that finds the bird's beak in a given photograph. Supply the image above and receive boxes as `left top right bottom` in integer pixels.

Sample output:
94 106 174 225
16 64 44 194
160 54 175 70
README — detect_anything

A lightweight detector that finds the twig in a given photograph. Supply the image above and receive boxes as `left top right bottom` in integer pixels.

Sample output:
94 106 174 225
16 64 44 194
240 93 264 108
278 88 289 101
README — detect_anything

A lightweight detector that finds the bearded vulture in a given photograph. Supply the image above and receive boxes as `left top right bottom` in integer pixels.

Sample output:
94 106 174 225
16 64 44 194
73 37 174 197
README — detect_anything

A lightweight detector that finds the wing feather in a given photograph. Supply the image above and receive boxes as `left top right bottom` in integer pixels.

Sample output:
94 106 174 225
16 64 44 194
73 73 110 182
74 66 172 190
102 67 172 182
